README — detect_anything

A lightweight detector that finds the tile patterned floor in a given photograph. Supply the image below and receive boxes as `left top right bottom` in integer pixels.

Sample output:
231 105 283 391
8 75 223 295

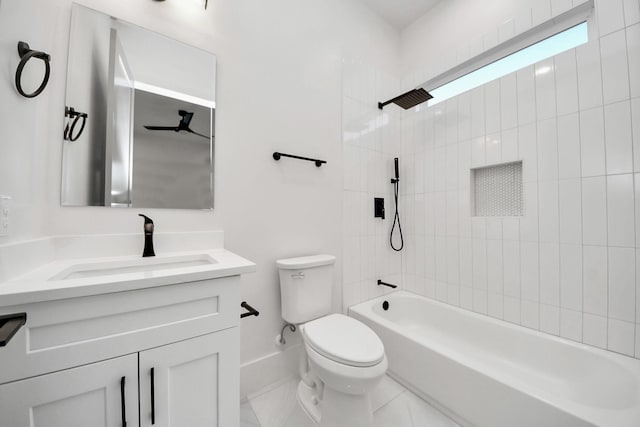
241 374 459 427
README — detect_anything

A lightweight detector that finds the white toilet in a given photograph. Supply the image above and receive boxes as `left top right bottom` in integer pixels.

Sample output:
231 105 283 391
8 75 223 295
277 254 388 427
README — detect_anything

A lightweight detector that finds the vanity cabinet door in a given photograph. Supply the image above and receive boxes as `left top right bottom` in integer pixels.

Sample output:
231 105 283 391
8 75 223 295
0 354 139 427
139 328 239 427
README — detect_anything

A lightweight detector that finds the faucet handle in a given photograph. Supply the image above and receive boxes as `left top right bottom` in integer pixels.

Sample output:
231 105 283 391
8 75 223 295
139 214 155 257
138 214 154 225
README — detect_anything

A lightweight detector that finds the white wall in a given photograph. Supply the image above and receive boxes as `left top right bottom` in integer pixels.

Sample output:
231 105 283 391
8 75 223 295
398 0 640 359
0 0 399 394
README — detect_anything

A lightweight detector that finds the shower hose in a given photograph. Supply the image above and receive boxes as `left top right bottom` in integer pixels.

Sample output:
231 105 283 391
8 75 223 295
390 179 404 251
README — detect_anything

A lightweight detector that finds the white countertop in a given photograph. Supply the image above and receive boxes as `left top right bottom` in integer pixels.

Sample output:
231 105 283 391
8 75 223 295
0 248 256 307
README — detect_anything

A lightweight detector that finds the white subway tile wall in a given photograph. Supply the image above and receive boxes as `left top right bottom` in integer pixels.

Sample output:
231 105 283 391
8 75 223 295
392 0 640 359
341 58 403 310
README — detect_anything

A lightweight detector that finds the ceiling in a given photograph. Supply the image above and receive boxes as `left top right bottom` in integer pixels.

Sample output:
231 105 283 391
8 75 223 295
358 0 442 30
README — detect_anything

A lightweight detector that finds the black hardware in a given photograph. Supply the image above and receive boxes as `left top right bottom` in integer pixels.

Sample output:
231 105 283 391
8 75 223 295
273 152 326 167
64 107 88 142
0 313 27 347
378 88 432 110
120 376 127 427
241 301 259 318
150 368 156 425
377 280 398 289
393 157 400 183
374 198 385 219
390 157 404 251
15 41 51 98
138 214 155 257
382 301 389 311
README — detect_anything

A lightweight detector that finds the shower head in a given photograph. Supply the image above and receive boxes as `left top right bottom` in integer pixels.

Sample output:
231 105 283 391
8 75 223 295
378 88 433 110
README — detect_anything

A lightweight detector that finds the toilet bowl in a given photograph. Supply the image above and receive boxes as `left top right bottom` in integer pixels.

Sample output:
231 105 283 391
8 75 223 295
276 255 388 427
298 314 388 427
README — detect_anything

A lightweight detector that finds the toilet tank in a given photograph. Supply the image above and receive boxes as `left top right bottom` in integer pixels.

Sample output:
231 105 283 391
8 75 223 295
276 255 336 324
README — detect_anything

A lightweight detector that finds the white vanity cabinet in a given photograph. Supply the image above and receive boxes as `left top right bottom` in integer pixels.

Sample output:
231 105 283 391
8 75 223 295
139 329 239 427
0 274 244 427
0 354 139 427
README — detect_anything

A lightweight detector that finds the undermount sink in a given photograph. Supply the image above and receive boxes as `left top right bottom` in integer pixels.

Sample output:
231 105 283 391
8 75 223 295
49 254 218 281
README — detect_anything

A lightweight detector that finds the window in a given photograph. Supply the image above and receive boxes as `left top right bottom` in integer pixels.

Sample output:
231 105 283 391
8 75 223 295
426 22 588 106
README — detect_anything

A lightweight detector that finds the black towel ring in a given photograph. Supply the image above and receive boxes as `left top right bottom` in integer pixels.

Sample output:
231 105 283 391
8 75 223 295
64 107 88 142
15 41 51 98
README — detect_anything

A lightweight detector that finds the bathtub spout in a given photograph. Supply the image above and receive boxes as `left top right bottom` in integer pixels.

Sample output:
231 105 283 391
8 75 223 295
377 280 397 288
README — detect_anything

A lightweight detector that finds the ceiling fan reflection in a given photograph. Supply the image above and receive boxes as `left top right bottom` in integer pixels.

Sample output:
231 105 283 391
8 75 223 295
144 110 210 140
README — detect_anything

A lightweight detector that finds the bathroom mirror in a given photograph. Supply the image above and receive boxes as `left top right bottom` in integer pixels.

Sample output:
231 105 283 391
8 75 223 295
61 4 216 209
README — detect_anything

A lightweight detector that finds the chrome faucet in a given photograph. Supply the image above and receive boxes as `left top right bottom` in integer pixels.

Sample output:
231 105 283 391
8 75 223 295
138 214 155 257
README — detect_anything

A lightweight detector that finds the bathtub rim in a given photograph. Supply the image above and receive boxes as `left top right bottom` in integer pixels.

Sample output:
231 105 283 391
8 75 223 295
349 290 640 427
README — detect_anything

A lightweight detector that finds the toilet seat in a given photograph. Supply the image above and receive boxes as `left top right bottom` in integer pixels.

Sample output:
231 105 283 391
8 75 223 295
302 314 384 367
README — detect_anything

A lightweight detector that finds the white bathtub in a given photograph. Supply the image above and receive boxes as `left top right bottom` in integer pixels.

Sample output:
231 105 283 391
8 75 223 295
349 291 640 427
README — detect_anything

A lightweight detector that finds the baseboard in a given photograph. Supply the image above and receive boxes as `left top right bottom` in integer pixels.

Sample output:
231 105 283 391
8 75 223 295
240 344 301 400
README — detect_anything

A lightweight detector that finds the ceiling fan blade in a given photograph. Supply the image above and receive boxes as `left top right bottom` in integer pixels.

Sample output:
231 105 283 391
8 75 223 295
187 128 211 140
144 126 178 131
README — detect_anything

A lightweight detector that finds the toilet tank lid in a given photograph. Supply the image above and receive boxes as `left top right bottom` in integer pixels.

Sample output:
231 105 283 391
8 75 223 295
276 254 336 269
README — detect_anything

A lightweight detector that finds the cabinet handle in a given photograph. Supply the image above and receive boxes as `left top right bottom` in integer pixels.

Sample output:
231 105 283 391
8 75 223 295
150 367 156 425
120 376 127 427
0 313 27 347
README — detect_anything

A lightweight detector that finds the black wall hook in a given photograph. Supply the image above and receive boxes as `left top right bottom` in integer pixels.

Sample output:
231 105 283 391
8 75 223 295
64 107 88 142
15 41 51 98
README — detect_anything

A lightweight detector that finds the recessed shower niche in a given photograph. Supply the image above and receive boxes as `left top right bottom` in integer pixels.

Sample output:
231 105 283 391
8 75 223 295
61 4 216 209
471 161 523 217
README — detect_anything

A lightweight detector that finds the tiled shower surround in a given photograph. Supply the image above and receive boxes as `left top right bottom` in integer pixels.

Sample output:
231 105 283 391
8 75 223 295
344 0 640 360
341 58 403 310
400 7 640 358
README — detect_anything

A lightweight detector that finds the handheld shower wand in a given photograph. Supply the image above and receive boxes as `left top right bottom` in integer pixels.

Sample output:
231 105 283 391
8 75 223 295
390 157 404 251
393 158 399 181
